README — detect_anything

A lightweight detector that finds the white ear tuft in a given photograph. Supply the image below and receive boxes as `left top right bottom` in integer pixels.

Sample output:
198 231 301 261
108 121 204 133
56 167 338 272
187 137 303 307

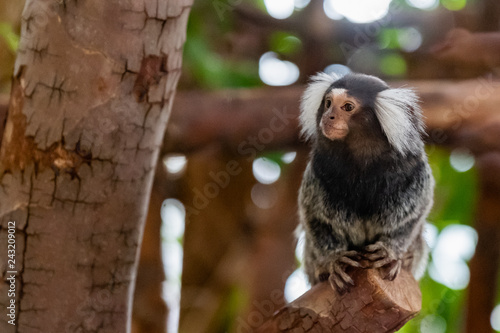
374 88 424 155
300 72 339 140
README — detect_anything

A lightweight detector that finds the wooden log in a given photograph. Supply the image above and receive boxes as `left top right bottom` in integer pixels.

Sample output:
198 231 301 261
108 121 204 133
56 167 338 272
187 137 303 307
431 29 500 69
256 268 421 333
163 78 500 154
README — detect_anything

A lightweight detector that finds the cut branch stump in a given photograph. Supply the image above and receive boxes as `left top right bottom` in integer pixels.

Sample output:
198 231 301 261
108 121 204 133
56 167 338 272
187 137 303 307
257 268 421 333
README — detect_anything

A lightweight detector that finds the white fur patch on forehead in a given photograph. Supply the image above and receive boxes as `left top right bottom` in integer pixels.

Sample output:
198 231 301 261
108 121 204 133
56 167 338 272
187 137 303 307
374 88 424 155
300 72 339 140
329 88 347 97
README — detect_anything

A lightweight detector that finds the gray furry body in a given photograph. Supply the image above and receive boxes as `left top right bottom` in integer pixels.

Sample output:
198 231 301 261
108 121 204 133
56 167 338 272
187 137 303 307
298 72 434 291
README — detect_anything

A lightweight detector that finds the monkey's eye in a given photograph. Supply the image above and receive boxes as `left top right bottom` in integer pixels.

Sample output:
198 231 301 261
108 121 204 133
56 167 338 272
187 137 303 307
343 103 355 112
325 99 332 108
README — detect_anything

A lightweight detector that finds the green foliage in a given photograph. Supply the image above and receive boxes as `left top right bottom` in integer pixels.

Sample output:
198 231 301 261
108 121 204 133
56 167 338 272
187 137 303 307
0 22 19 52
218 285 249 332
400 147 477 333
441 0 467 11
380 53 407 77
378 29 401 50
184 35 260 89
269 32 302 56
259 151 289 167
428 147 477 229
182 1 261 89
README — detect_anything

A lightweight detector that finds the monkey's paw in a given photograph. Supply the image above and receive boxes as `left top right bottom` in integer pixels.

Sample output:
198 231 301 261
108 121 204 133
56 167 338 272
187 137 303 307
316 251 363 294
364 242 402 281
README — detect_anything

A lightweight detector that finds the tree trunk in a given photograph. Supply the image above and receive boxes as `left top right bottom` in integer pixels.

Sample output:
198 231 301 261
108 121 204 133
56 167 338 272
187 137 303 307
0 0 191 332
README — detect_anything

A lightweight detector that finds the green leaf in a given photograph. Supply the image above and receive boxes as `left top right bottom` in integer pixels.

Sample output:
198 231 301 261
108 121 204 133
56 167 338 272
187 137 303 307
269 31 302 56
378 28 400 50
380 53 407 77
0 22 19 52
441 0 467 11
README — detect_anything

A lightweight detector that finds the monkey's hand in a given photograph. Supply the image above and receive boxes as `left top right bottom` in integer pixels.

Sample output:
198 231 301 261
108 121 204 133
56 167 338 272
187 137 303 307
315 251 364 294
364 241 402 281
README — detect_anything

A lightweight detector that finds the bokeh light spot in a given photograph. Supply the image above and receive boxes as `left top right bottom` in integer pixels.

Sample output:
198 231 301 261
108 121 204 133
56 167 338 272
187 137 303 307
259 52 300 86
295 0 310 9
491 304 500 331
285 269 311 302
429 224 478 289
251 184 278 209
324 64 351 77
397 27 423 52
282 151 297 164
253 157 281 184
450 148 475 172
420 315 447 333
264 0 295 19
164 154 188 175
323 0 392 23
160 199 186 333
406 0 439 10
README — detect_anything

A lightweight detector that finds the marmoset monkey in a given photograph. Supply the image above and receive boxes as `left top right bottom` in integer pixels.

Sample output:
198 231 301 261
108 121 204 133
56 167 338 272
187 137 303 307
298 72 434 293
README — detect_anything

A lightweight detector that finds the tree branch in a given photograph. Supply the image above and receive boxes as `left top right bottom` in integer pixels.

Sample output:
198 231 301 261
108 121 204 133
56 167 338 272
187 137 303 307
164 78 500 155
256 268 421 333
431 29 500 69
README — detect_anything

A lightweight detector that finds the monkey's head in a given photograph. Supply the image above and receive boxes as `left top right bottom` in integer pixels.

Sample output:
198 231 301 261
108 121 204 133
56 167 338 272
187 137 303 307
300 72 425 156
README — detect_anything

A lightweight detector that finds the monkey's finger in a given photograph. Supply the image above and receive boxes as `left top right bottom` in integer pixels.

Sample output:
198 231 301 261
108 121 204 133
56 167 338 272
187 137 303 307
338 256 362 267
343 250 362 258
372 257 396 268
329 274 349 295
384 260 402 281
363 252 386 261
364 243 386 253
332 265 355 286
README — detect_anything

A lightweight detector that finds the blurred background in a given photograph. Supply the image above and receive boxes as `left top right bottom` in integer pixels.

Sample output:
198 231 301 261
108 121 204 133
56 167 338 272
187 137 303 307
1 0 499 332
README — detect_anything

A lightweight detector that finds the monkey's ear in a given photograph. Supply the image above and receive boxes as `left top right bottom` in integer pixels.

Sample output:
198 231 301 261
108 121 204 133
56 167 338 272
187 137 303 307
374 88 425 155
300 72 339 140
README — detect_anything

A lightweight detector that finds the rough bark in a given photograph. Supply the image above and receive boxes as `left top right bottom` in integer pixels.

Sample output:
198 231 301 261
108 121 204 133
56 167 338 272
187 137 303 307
256 268 421 333
0 0 191 332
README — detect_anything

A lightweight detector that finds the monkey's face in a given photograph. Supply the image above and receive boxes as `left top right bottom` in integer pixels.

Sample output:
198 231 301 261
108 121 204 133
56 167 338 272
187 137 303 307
320 89 362 141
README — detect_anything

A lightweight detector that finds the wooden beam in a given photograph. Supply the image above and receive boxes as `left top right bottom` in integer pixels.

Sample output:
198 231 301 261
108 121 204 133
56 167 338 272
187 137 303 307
165 77 500 154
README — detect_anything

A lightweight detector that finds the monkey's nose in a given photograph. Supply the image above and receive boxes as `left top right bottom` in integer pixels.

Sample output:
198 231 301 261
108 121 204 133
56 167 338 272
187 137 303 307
330 116 335 119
